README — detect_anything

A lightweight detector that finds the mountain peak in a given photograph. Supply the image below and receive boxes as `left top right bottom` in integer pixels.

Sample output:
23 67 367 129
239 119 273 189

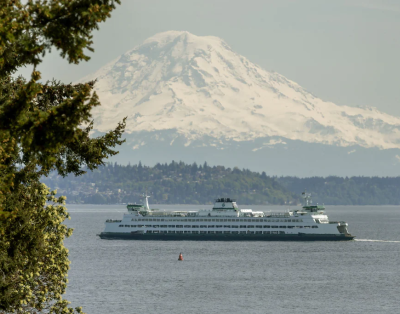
81 31 400 150
143 30 225 46
144 30 197 44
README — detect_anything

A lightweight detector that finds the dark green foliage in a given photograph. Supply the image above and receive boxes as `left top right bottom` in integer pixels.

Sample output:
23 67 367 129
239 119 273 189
42 161 300 205
277 176 400 205
44 162 400 205
0 1 123 313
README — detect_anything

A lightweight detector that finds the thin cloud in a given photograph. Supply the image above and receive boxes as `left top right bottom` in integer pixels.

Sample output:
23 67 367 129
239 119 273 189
350 0 400 13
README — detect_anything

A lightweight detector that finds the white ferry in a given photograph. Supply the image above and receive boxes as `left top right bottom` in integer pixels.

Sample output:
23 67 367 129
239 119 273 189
99 192 354 241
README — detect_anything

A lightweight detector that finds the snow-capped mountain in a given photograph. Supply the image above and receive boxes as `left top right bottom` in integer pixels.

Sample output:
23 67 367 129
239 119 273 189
79 31 400 176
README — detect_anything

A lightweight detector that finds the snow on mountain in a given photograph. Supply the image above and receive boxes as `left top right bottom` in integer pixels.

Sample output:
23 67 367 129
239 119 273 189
79 31 400 149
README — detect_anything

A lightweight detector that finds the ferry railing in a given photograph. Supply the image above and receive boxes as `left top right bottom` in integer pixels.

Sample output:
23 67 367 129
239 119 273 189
264 213 291 218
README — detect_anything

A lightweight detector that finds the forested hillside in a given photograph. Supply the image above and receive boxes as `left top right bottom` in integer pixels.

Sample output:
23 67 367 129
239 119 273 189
42 161 299 205
277 176 400 205
42 162 400 205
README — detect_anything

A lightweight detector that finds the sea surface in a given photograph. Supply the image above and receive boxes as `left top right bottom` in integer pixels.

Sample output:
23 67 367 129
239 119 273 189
64 205 400 314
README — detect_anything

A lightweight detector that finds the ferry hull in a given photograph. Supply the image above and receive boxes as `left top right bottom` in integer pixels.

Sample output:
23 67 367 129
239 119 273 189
99 232 355 241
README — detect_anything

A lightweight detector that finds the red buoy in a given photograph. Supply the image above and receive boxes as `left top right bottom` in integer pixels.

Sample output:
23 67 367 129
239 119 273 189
178 253 183 261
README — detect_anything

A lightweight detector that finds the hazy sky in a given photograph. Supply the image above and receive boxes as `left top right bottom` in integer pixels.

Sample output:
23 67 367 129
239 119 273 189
19 0 400 117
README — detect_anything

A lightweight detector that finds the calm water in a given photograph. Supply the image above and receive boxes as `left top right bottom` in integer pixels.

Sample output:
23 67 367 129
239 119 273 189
64 205 400 314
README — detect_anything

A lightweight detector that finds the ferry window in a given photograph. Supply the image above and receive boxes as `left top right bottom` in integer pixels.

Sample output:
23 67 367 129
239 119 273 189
240 225 246 228
263 225 270 228
192 225 199 228
223 231 230 234
232 231 239 234
298 226 303 228
208 231 215 234
184 225 191 228
153 225 159 228
199 219 204 222
200 231 207 234
247 225 254 228
160 225 167 228
208 225 215 228
271 226 278 228
256 225 262 228
176 225 183 228
119 225 123 227
200 225 207 228
216 231 222 234
225 225 230 228
168 225 175 228
168 231 175 233
145 225 151 228
255 231 262 234
131 225 136 227
231 225 238 228
192 231 199 234
239 231 246 234
216 225 223 228
248 231 255 234
176 231 183 234
279 231 285 234
224 219 228 222
184 231 190 234
255 219 259 222
147 230 153 233
279 226 286 228
124 225 130 227
312 226 318 228
212 219 216 222
263 231 270 234
288 226 294 229
228 219 232 222
304 226 310 228
161 219 164 221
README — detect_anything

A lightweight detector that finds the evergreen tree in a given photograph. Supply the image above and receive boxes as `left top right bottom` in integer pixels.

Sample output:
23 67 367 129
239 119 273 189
0 1 123 313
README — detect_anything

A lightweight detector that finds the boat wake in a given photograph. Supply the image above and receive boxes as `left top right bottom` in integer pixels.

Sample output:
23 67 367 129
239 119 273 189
355 239 400 243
